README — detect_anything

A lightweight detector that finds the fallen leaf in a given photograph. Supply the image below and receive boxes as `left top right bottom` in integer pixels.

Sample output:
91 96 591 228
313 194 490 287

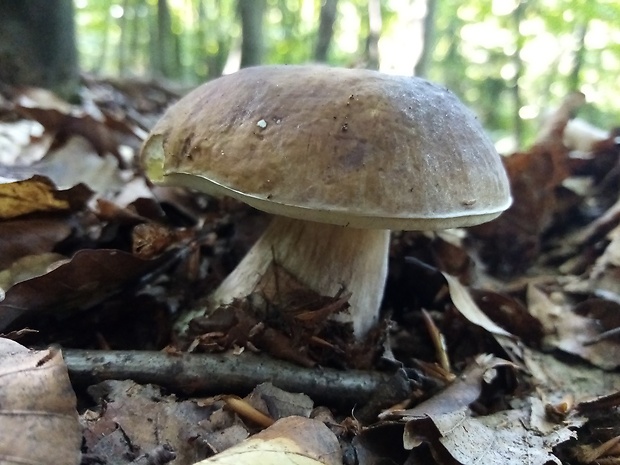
0 248 178 331
0 136 124 195
195 416 342 465
0 252 66 290
526 286 620 370
524 347 620 406
441 272 513 337
387 354 515 422
404 404 577 465
0 338 81 465
0 176 73 219
83 379 212 464
0 218 72 269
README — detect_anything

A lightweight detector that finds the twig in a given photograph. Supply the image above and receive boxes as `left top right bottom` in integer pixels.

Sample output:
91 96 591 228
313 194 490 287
62 349 410 408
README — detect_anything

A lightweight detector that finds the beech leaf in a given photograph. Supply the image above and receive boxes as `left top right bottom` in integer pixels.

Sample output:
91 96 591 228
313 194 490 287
441 272 513 337
0 338 81 465
195 416 342 465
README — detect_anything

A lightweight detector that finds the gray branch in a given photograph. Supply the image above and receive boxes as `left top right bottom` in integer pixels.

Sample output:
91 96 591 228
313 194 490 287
63 350 411 414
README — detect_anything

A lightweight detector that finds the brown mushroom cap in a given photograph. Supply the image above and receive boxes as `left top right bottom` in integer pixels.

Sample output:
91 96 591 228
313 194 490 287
142 65 511 229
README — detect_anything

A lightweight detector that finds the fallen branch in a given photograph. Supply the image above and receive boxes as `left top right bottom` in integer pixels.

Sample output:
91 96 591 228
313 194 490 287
62 349 411 410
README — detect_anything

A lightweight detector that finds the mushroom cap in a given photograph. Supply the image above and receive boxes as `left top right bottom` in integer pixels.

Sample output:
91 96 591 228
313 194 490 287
142 65 511 229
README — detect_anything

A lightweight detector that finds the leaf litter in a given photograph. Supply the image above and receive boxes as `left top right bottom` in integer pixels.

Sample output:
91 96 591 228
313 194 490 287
0 80 619 465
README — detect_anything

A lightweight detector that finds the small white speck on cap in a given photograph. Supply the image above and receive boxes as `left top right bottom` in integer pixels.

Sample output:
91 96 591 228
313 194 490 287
257 119 267 129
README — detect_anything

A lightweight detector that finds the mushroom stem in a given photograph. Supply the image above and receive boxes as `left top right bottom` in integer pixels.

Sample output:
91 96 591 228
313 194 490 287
211 216 390 337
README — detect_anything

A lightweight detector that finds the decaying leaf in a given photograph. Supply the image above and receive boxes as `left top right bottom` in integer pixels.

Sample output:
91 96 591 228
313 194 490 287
0 338 81 465
388 354 516 423
0 175 91 219
82 379 212 464
524 347 620 404
404 404 576 465
400 354 582 465
441 272 513 337
0 218 72 269
0 248 178 332
526 285 620 370
194 416 341 465
0 252 66 291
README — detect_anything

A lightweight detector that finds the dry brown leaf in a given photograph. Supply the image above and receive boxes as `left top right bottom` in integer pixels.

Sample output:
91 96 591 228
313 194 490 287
526 283 562 335
83 380 212 464
404 404 577 465
551 307 620 370
194 416 342 465
0 248 177 331
0 175 70 219
472 289 544 345
527 286 620 370
14 89 123 163
468 94 584 276
524 348 620 404
0 218 71 269
0 338 81 465
387 354 515 422
0 252 66 291
441 272 513 337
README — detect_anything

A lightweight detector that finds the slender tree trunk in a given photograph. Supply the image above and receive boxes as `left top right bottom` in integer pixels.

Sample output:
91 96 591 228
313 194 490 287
511 0 526 148
0 0 79 99
314 0 339 62
568 21 588 92
414 0 437 77
95 6 111 74
128 0 142 73
151 0 175 77
238 0 266 68
117 0 130 76
366 0 381 69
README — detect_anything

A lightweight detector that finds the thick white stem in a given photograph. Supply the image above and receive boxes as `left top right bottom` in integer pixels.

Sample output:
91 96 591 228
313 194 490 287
211 216 390 337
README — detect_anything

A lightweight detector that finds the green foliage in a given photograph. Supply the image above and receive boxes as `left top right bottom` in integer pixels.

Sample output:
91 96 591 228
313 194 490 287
74 0 620 146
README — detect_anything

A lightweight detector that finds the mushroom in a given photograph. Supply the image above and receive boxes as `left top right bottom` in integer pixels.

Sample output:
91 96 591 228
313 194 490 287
141 65 512 337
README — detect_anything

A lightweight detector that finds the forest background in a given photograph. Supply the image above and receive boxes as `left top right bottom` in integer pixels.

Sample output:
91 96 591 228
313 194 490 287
2 0 618 154
75 0 620 152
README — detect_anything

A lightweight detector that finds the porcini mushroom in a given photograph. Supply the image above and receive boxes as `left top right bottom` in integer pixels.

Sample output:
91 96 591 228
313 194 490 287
141 65 511 337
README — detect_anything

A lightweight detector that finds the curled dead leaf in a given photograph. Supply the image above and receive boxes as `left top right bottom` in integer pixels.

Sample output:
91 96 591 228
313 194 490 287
440 272 513 337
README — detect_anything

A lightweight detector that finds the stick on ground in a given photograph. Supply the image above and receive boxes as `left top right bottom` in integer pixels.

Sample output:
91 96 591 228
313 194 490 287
63 349 411 409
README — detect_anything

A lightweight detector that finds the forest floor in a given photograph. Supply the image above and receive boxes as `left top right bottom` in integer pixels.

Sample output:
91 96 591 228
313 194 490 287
1 76 620 465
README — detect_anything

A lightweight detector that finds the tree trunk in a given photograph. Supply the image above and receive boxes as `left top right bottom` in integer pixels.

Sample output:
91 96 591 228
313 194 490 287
238 0 266 68
568 21 588 92
117 0 131 76
151 0 176 78
511 0 526 148
366 0 381 70
314 0 339 62
414 0 437 77
0 0 79 99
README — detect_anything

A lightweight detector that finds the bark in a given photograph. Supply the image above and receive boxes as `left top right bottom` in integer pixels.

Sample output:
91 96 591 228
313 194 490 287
238 0 266 68
314 0 340 62
414 0 437 77
0 0 79 99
